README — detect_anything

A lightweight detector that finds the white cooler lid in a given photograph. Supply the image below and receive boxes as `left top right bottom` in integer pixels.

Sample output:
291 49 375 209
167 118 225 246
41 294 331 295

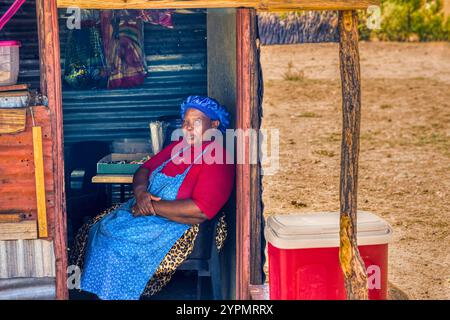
265 211 393 249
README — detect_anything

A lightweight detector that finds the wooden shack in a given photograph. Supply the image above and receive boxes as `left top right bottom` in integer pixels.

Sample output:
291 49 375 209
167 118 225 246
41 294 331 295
0 0 379 300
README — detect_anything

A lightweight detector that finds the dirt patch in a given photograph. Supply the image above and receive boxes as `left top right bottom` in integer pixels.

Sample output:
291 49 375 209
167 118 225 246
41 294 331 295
261 42 450 300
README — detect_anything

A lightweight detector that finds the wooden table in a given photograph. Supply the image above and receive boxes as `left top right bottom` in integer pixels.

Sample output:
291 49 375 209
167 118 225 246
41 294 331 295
92 174 133 184
92 174 133 203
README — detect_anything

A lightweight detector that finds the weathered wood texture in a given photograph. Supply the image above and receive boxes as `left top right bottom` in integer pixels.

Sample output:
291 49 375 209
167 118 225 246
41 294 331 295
0 106 54 241
0 221 38 240
56 0 380 10
0 108 27 134
92 175 134 184
32 125 48 238
36 0 68 300
338 10 368 300
236 8 254 300
0 84 29 92
250 15 265 286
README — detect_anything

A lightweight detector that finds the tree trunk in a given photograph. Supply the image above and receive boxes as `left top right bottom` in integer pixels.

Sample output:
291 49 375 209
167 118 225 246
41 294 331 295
338 10 368 300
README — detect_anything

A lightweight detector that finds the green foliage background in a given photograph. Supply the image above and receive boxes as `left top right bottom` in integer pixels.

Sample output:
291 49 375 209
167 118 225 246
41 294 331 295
359 0 450 41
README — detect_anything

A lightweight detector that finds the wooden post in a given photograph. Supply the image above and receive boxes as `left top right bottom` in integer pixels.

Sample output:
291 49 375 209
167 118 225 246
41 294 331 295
236 8 257 300
249 16 265 287
36 0 68 300
338 10 368 300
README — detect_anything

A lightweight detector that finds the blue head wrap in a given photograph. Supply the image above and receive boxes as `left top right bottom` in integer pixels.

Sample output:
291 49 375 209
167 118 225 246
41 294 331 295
180 95 231 134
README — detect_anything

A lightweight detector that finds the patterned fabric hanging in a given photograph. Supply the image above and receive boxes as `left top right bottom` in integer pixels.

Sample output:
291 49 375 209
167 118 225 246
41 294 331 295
100 10 147 89
100 9 175 90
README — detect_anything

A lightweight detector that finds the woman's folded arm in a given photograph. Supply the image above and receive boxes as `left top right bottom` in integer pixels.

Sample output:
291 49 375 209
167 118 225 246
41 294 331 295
152 199 207 225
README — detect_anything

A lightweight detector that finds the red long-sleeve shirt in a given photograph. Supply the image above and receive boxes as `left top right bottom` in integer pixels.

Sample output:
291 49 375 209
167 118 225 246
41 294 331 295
140 140 235 220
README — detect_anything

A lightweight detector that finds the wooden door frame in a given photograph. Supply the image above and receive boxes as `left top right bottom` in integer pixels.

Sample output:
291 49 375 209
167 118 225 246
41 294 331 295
36 0 68 300
37 3 263 300
236 8 262 300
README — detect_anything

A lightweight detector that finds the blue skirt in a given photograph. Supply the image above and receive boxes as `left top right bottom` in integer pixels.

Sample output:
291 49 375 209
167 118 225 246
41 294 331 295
80 198 190 300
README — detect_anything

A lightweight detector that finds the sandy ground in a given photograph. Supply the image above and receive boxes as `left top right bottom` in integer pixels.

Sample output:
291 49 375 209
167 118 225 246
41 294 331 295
260 42 450 300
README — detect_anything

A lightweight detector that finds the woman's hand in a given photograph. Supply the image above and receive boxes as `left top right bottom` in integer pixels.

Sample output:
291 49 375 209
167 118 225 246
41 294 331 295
132 167 159 216
132 191 160 217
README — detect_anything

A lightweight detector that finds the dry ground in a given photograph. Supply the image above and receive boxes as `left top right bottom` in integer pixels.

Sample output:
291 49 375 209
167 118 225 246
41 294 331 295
260 42 450 300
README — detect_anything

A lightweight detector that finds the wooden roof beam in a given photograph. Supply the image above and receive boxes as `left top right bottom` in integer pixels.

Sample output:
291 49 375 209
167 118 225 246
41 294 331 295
56 0 380 11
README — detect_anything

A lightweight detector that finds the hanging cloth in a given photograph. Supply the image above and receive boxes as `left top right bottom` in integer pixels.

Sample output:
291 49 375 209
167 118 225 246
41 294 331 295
101 10 147 89
100 9 175 90
137 9 174 29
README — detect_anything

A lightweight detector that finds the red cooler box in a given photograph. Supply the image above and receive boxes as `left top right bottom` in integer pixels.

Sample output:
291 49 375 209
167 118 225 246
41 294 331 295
265 211 393 300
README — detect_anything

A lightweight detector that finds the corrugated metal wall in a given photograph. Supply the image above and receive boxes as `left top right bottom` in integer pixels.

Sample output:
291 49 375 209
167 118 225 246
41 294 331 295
0 0 40 89
0 240 55 278
0 4 208 147
0 3 55 299
0 277 55 299
58 9 208 147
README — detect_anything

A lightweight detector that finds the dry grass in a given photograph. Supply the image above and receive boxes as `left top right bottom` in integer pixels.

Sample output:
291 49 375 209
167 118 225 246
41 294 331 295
261 42 450 300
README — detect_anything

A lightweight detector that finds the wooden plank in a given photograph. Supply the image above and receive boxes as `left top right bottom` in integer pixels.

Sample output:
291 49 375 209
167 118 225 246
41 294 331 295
0 106 55 226
56 0 380 10
338 10 368 300
37 0 68 300
0 108 26 134
0 84 29 92
235 8 253 301
0 91 29 97
92 174 133 184
0 221 38 241
0 213 29 223
259 0 380 11
250 14 265 286
32 126 48 238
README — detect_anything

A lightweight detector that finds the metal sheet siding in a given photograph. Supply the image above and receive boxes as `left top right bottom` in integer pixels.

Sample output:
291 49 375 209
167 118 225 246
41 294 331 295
58 10 208 146
0 0 41 89
0 240 55 278
0 277 55 299
0 4 207 146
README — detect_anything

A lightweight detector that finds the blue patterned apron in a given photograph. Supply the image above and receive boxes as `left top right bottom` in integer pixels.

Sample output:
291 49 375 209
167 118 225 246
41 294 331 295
80 144 209 300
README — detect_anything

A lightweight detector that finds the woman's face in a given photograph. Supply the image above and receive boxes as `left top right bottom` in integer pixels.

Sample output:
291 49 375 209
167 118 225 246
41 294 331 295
182 108 219 145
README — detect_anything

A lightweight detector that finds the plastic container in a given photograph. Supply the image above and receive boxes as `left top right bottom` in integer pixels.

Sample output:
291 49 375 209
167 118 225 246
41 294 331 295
157 115 183 148
0 41 21 86
112 138 152 154
97 153 150 175
265 211 393 300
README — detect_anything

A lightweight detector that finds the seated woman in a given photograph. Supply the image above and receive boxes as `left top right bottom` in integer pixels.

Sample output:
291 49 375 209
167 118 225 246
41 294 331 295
73 95 235 300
